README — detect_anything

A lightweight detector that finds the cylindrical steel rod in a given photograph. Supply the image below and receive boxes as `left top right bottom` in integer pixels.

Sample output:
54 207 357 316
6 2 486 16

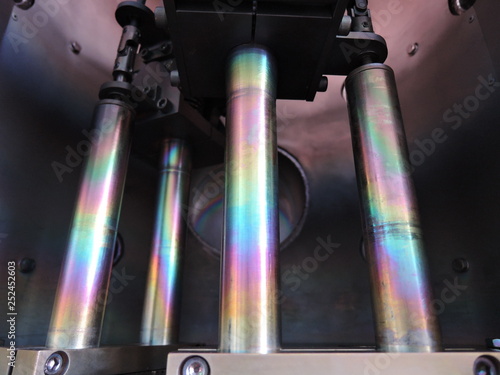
46 99 134 349
219 45 280 353
141 138 191 345
345 63 442 352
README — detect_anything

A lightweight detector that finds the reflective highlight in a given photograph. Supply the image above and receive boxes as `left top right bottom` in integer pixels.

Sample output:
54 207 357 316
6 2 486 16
47 100 134 349
219 45 280 353
345 64 442 352
141 139 191 345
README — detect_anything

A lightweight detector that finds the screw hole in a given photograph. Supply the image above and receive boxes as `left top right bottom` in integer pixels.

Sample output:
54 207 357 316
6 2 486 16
158 98 168 109
474 355 500 375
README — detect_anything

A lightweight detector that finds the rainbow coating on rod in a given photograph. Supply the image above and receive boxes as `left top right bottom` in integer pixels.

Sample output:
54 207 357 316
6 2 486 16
47 100 134 349
219 45 280 353
141 138 191 345
346 64 441 352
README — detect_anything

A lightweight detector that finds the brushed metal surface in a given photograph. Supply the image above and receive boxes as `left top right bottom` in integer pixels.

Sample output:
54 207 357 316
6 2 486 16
7 345 175 375
0 0 498 351
220 45 279 353
166 351 500 375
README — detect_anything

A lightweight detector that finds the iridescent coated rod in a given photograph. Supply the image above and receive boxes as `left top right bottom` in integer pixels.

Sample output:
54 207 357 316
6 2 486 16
141 138 191 345
47 99 134 349
345 63 442 352
220 45 280 353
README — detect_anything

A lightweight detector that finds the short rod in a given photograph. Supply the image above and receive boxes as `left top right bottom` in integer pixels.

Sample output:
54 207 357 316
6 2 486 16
219 45 280 353
345 63 442 352
46 99 134 349
141 138 191 345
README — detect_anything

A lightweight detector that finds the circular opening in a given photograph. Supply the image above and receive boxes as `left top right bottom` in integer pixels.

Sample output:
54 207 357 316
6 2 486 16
187 148 309 258
157 98 167 109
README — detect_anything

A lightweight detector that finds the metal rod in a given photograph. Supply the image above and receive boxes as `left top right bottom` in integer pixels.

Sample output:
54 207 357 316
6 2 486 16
46 99 134 349
141 138 191 345
219 45 280 353
345 63 442 352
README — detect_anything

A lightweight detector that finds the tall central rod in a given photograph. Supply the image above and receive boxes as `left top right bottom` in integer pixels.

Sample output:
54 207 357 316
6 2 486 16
219 45 280 353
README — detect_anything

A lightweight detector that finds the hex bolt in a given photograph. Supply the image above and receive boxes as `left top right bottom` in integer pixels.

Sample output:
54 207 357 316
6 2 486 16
407 43 419 56
474 355 500 375
182 356 210 375
44 352 68 375
452 257 469 273
18 258 36 273
70 41 81 54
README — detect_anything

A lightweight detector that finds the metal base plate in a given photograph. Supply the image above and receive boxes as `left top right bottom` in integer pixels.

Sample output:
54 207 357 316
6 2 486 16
166 351 500 375
0 345 176 375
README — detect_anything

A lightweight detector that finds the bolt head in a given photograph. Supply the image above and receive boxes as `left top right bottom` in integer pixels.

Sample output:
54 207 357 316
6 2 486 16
407 43 419 56
44 353 62 374
70 41 81 54
44 352 68 375
18 258 36 273
452 257 469 273
182 357 210 375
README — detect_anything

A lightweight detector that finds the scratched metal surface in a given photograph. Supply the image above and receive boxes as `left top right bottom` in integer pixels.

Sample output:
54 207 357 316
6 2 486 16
0 0 499 350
